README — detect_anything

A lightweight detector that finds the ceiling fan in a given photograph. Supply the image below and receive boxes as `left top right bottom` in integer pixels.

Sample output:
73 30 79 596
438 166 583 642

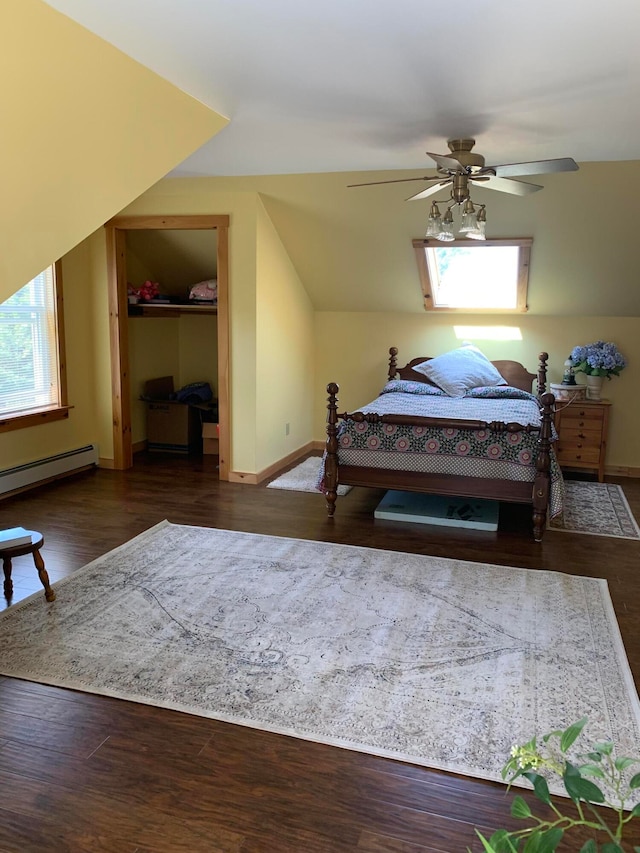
348 138 579 203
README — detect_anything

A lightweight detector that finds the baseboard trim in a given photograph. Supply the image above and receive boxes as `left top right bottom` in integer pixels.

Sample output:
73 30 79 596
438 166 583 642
604 465 640 478
229 441 317 486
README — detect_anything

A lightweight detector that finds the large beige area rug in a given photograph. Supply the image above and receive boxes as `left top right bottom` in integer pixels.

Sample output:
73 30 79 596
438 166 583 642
1 521 639 795
549 481 640 539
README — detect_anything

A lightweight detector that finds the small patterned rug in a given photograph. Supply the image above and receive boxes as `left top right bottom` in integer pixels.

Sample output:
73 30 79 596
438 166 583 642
267 456 352 495
549 481 640 540
0 520 639 800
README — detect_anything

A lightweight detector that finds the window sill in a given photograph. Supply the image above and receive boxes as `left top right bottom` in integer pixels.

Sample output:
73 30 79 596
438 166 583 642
0 406 72 433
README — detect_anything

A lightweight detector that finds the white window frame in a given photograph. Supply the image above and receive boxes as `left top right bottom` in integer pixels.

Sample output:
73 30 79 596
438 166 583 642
0 260 69 433
412 237 532 313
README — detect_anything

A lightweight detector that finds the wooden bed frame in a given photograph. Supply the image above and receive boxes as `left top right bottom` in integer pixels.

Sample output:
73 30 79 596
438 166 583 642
323 348 556 541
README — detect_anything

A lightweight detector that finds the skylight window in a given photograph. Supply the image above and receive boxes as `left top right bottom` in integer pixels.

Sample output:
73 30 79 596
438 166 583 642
412 238 532 313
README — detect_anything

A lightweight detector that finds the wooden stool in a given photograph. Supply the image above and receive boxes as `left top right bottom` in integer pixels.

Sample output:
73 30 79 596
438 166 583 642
1 530 56 602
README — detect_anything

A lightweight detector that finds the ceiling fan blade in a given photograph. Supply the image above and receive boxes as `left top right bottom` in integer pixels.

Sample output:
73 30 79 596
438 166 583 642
477 175 543 196
486 157 579 179
426 152 466 172
347 175 441 188
407 180 452 201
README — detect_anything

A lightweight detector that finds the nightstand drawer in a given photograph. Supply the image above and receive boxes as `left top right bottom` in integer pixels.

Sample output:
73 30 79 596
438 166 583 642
556 446 602 465
560 406 605 426
557 427 602 449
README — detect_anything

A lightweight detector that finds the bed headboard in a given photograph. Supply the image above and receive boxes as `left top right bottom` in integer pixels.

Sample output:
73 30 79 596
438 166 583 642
387 348 548 395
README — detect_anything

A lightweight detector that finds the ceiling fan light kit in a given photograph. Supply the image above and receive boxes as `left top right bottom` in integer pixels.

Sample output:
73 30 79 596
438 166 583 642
349 138 578 243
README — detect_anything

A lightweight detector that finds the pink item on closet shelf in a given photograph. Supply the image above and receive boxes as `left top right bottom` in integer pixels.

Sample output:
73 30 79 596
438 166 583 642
189 279 217 302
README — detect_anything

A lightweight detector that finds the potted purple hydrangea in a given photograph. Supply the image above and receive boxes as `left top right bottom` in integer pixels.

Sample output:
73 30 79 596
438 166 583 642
570 341 626 401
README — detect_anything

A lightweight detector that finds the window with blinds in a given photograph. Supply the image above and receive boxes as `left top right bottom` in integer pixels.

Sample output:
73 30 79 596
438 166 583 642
0 264 64 419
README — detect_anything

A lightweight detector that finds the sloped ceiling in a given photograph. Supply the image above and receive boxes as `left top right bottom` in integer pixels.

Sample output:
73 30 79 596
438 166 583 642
42 0 640 177
0 0 227 300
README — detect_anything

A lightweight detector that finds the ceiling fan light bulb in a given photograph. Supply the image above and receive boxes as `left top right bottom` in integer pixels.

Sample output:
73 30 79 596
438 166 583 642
436 207 455 240
459 210 478 233
426 213 442 238
467 219 486 240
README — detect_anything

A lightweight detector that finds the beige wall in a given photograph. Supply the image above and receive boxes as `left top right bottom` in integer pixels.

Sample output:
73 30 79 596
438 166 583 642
255 198 315 472
111 182 261 473
2 240 102 468
0 0 226 301
4 164 640 477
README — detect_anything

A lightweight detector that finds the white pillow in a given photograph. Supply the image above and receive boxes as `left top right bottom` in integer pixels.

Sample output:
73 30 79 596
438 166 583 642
413 345 507 397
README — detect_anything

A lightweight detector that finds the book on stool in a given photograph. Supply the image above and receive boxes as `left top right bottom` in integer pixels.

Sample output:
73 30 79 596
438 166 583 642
0 527 32 548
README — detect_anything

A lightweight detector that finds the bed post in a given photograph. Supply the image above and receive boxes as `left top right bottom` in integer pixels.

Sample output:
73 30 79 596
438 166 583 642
325 382 340 517
388 347 398 381
532 391 555 541
537 351 549 396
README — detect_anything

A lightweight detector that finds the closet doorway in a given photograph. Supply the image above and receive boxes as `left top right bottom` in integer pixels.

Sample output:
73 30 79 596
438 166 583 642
105 214 230 479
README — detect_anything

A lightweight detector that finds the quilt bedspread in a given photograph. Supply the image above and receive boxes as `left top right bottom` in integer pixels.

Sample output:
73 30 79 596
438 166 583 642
326 382 564 517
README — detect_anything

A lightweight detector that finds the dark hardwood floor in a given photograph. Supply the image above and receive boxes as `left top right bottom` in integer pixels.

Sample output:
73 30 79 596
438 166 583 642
1 453 639 852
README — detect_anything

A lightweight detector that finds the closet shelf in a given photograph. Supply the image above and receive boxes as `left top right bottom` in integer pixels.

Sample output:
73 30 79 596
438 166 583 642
128 302 217 318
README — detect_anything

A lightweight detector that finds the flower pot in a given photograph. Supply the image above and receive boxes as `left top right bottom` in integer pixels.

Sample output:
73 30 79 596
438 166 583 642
585 374 604 401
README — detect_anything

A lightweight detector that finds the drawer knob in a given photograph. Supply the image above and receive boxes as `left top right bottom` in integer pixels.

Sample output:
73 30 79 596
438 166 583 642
576 454 582 459
578 433 586 438
577 443 583 448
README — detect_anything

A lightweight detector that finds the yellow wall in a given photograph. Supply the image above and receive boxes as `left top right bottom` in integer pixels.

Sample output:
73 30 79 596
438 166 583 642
4 165 640 477
314 313 639 471
128 319 180 444
127 315 217 445
2 240 102 468
108 181 261 473
221 163 640 317
255 198 315 472
0 0 227 300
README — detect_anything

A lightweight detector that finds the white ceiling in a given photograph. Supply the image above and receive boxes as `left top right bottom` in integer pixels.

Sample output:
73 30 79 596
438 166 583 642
44 0 640 178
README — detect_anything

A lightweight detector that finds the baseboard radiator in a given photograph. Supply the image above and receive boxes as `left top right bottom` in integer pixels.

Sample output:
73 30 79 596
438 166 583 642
0 444 99 498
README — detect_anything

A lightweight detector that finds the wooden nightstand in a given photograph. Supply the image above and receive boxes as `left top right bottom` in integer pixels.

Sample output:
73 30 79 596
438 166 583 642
554 399 611 482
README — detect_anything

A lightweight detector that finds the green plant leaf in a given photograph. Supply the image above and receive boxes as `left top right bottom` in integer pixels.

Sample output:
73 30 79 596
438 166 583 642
511 795 532 818
601 844 624 853
593 742 614 756
523 771 552 805
538 828 563 852
579 842 597 853
474 831 499 853
560 718 588 752
614 756 639 771
579 763 606 778
489 829 520 853
522 831 542 852
563 771 605 804
585 752 603 762
631 802 640 817
629 772 640 789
